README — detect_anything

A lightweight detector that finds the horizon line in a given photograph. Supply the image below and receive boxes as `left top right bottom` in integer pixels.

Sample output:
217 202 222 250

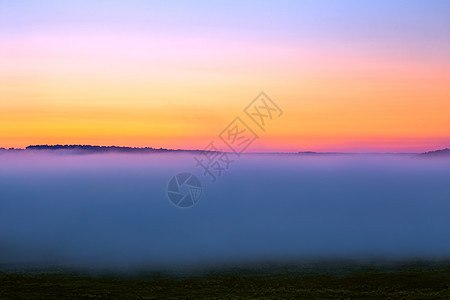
1 144 447 155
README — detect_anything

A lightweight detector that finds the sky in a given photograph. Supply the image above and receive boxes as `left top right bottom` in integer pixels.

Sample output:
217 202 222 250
1 0 449 152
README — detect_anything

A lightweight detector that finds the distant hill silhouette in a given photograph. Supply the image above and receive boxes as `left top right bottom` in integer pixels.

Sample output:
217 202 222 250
0 145 448 156
25 145 203 154
0 147 23 152
297 151 345 155
419 148 450 157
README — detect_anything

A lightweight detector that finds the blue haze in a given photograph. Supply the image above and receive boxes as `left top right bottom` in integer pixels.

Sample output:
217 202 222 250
0 152 449 270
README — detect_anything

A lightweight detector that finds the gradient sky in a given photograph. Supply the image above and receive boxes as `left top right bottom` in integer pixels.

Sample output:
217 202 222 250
1 0 449 152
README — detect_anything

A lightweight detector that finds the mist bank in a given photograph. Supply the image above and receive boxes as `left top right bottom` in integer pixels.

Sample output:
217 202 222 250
0 152 449 270
2 144 449 156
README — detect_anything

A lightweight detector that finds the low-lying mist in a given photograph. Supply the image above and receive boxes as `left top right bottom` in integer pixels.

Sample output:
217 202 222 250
0 152 449 270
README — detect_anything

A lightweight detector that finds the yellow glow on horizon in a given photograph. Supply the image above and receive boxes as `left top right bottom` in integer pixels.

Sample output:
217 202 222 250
1 31 449 151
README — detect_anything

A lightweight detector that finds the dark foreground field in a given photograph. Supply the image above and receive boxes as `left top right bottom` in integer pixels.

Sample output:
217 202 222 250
0 261 449 299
